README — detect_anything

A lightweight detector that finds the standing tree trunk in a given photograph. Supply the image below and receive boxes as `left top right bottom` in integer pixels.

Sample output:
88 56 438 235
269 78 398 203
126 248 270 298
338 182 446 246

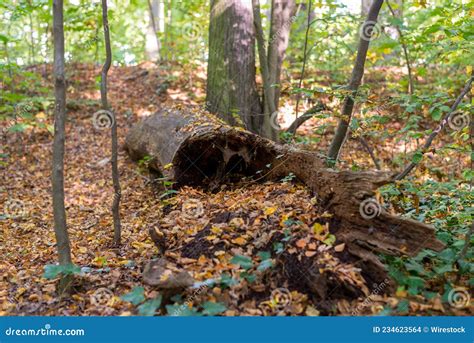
52 0 73 294
386 0 414 95
327 0 384 165
101 0 122 246
145 0 161 61
253 0 278 140
206 0 263 135
267 0 296 110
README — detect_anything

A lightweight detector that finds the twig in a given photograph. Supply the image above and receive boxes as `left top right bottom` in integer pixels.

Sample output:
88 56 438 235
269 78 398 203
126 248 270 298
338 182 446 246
286 101 326 135
358 136 381 170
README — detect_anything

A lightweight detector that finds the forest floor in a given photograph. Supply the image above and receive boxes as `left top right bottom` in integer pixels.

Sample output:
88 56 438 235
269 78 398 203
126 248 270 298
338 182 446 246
0 62 470 316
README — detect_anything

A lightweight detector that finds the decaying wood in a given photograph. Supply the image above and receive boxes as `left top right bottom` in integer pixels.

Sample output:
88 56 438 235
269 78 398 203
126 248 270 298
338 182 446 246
126 107 444 297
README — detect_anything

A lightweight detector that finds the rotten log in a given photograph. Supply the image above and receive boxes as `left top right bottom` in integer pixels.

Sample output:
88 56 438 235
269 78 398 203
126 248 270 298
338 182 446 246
125 106 444 297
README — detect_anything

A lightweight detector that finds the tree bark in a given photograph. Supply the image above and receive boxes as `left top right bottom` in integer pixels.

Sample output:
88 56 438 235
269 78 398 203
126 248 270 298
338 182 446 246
52 0 73 294
327 0 384 165
267 0 296 110
101 0 122 246
252 0 278 140
125 108 444 289
145 0 161 61
206 0 263 135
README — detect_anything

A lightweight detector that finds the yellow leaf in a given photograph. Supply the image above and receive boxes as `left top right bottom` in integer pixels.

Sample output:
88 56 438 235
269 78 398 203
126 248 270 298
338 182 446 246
232 237 247 245
264 207 277 216
35 111 47 119
163 163 173 169
396 288 407 298
312 223 326 235
211 226 222 234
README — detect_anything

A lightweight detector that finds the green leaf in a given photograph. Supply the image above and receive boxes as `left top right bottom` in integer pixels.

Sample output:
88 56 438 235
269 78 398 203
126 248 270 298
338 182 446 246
201 301 227 316
121 286 145 305
43 264 81 279
230 255 253 270
43 265 63 279
257 251 271 261
137 296 162 316
323 234 336 246
8 123 30 132
411 151 423 164
219 274 238 289
240 271 257 283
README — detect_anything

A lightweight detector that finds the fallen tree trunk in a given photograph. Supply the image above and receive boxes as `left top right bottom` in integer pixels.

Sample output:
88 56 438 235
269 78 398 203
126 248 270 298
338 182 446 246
125 107 444 298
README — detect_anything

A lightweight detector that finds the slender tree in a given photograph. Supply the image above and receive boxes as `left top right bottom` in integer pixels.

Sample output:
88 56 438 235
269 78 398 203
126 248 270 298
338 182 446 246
267 0 296 110
101 0 122 246
52 0 73 293
253 0 277 139
386 0 414 94
327 0 384 165
145 0 161 61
